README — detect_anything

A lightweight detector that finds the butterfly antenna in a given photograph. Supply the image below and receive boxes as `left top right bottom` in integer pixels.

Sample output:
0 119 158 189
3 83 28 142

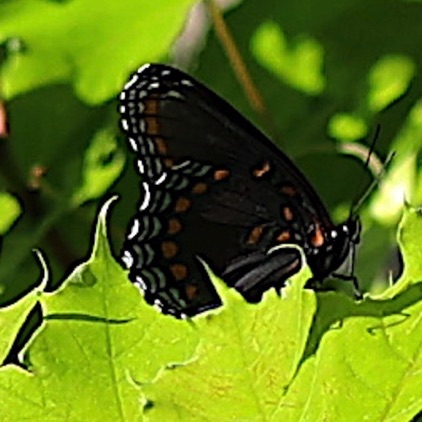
364 124 381 168
338 125 394 218
350 150 396 217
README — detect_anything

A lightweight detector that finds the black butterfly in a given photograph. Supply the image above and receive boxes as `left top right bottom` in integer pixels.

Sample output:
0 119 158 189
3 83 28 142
119 63 360 318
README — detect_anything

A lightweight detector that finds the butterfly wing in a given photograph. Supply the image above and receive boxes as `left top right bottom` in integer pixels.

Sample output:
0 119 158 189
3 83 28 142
119 64 337 317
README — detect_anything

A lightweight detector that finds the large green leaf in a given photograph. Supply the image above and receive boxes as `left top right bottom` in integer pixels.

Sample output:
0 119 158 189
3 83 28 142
0 0 196 104
0 199 199 420
1 200 422 420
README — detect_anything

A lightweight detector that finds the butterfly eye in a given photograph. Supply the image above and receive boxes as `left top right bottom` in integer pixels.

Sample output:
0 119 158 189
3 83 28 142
119 63 361 317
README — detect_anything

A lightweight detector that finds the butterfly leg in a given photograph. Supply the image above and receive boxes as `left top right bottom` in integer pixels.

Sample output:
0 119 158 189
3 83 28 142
331 273 363 300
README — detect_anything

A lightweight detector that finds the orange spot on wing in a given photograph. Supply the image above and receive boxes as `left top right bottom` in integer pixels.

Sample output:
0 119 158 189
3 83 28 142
168 218 182 234
214 169 230 181
142 98 161 135
253 161 271 178
144 116 159 135
276 231 291 242
170 264 188 281
282 207 294 221
143 98 159 115
185 283 199 300
175 197 191 212
161 241 178 258
192 182 208 194
311 224 325 247
247 225 265 245
164 158 174 168
154 137 167 154
281 185 297 197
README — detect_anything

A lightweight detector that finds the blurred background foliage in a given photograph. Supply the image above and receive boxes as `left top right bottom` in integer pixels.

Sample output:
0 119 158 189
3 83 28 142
0 0 422 306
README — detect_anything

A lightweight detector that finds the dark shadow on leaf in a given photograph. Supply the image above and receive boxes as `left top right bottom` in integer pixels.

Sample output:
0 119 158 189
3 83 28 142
44 313 135 324
303 280 422 362
3 302 42 369
282 281 422 394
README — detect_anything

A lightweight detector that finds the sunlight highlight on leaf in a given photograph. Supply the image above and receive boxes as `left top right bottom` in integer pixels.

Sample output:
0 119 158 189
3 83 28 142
370 154 415 224
368 55 416 112
0 0 196 103
368 96 422 225
328 113 368 142
251 21 325 95
0 192 21 234
72 129 125 206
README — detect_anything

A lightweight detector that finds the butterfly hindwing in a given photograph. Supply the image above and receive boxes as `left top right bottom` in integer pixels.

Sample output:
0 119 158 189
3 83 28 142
119 63 359 317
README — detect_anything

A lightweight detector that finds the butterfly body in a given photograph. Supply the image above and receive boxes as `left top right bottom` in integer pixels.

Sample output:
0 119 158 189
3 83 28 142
119 64 360 317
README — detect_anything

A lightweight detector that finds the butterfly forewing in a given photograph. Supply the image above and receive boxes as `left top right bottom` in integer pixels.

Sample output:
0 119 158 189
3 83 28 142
119 63 358 317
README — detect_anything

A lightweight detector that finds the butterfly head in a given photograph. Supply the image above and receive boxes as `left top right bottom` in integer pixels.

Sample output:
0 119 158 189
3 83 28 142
307 215 361 282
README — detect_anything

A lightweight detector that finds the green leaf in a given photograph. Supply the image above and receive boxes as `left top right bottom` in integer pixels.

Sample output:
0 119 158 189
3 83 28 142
0 192 21 234
368 55 416 113
0 198 198 421
251 20 325 95
2 202 422 420
71 129 125 206
139 208 422 421
0 0 196 104
0 252 44 363
141 269 315 420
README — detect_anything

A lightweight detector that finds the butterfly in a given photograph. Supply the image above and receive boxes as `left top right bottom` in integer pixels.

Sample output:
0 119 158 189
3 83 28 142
119 63 361 318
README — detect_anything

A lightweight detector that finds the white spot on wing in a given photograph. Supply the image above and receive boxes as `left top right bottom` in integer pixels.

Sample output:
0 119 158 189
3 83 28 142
121 119 129 131
137 160 145 174
138 63 151 74
172 160 191 170
121 250 134 269
124 74 139 90
139 182 151 211
134 275 147 291
139 119 145 133
164 90 184 100
128 219 140 239
155 172 167 185
128 137 138 152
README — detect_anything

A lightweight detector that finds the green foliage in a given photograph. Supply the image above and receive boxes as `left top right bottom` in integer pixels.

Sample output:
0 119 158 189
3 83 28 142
1 0 422 419
0 199 199 421
1 196 422 421
0 192 21 234
0 0 195 103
